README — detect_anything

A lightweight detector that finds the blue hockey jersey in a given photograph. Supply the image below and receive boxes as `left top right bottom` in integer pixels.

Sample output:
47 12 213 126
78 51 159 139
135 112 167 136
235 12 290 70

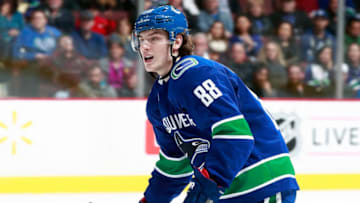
145 55 299 203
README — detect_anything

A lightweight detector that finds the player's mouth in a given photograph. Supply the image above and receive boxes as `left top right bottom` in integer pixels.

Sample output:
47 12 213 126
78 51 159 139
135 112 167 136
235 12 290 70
144 55 154 63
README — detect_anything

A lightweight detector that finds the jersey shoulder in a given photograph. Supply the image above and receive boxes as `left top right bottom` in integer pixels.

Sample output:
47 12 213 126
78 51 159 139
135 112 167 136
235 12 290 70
168 56 237 101
170 55 220 80
171 55 233 82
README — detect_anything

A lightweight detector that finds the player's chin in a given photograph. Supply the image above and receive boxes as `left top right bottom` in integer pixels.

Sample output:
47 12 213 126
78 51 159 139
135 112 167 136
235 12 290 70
143 64 155 73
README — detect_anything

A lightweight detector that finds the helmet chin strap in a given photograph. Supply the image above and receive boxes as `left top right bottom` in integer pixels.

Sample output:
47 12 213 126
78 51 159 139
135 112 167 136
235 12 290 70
159 43 180 80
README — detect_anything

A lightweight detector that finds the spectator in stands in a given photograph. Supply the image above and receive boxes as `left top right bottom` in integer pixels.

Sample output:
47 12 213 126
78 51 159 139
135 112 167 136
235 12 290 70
182 0 200 16
75 6 116 36
71 10 108 60
168 0 199 33
270 0 310 37
230 0 275 16
0 59 11 97
39 35 94 97
319 0 355 10
5 60 27 97
94 0 120 11
110 18 136 60
95 0 137 22
247 0 272 37
225 42 254 86
78 65 117 98
272 21 299 64
278 64 306 97
249 64 277 97
13 9 61 61
208 48 222 62
355 1 360 12
144 0 153 10
53 72 82 98
88 0 133 23
197 0 233 35
345 15 360 49
23 0 43 20
300 9 335 63
228 0 243 16
37 0 75 33
207 21 228 54
230 15 263 59
193 32 210 59
304 45 348 97
345 43 360 97
61 0 81 10
96 0 136 11
257 41 287 89
12 7 62 98
43 35 92 83
0 0 24 59
321 0 356 34
99 35 136 97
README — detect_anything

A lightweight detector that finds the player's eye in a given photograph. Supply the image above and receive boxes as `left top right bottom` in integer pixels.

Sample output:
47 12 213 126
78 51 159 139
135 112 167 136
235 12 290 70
150 36 160 42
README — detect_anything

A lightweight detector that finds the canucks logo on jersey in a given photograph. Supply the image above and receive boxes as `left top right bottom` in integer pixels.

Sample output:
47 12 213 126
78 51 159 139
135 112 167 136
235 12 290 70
174 131 210 164
171 58 198 80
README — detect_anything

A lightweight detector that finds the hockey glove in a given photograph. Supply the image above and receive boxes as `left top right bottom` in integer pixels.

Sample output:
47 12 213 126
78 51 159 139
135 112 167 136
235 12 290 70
183 168 225 203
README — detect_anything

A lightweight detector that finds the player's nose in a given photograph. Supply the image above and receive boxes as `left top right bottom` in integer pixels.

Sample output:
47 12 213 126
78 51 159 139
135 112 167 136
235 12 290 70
141 40 151 50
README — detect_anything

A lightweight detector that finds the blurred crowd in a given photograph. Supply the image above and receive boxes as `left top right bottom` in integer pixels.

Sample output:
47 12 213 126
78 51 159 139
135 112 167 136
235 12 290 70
0 0 360 98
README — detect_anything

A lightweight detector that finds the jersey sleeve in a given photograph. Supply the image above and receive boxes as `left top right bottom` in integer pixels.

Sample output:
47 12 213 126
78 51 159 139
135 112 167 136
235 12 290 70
173 63 255 188
143 89 193 203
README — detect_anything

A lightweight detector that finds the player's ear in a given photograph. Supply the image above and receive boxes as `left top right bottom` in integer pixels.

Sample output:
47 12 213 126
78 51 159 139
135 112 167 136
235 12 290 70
173 34 183 51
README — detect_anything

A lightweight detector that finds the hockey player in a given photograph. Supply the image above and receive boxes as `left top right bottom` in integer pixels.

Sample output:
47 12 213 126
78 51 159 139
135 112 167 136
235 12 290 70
133 5 299 203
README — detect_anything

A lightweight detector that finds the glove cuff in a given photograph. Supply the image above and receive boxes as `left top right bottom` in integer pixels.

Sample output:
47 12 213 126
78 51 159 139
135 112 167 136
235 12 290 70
199 167 225 188
139 197 147 203
200 167 211 179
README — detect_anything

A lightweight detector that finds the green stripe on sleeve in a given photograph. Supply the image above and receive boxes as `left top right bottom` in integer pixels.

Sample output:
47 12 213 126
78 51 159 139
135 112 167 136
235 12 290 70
212 116 253 137
155 152 193 177
222 154 296 198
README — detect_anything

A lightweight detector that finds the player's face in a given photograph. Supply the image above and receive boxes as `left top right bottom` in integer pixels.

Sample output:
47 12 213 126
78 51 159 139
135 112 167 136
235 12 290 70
139 29 172 76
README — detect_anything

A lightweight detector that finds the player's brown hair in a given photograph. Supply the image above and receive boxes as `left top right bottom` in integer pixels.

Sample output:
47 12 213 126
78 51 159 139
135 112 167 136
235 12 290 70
178 33 193 57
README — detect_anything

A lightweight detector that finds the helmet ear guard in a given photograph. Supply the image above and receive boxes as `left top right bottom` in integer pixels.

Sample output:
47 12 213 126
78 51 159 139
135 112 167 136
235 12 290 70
131 31 140 52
